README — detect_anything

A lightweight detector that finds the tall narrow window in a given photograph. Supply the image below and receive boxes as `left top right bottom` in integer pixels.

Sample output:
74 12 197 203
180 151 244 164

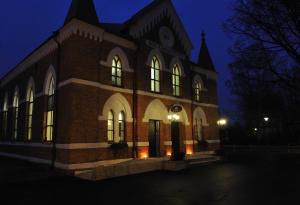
172 64 181 96
151 56 160 93
112 56 122 86
2 96 8 140
12 90 19 141
107 110 114 142
26 88 34 141
118 111 125 141
45 76 55 142
194 81 201 102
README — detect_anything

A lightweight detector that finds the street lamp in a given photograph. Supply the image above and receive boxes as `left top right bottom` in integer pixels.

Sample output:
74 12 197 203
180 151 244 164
264 117 269 122
217 118 228 146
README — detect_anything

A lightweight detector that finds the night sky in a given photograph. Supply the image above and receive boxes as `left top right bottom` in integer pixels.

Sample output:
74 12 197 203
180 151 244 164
0 0 234 115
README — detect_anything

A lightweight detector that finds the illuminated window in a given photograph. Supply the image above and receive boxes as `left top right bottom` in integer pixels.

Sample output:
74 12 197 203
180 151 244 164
107 110 114 142
12 90 19 141
151 56 160 93
112 56 122 86
26 88 34 141
45 76 55 142
194 81 201 102
172 64 181 96
2 95 8 140
118 111 125 141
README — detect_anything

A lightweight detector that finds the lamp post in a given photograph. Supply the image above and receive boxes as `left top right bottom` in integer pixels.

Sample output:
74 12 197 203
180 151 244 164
217 118 228 147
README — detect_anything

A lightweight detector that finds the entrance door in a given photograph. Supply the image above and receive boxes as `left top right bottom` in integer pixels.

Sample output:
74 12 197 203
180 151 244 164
149 120 160 157
171 121 180 160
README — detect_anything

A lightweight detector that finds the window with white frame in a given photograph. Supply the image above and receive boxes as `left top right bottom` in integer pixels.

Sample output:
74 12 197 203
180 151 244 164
107 110 114 142
118 111 125 141
2 95 8 140
26 87 34 141
12 90 19 141
151 56 160 93
45 76 55 142
112 56 122 86
194 81 201 102
172 64 181 96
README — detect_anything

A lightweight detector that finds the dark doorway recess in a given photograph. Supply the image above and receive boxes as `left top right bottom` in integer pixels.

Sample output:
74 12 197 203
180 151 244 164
171 121 181 160
149 120 160 157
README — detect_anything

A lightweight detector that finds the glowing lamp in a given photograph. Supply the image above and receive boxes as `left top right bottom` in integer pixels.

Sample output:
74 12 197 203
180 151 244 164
264 117 269 122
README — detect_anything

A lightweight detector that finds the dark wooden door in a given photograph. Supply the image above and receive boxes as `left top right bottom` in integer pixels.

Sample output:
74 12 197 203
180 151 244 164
171 121 180 160
149 120 160 157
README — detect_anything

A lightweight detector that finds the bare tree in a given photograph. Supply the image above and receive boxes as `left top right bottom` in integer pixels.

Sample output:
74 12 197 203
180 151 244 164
225 0 300 91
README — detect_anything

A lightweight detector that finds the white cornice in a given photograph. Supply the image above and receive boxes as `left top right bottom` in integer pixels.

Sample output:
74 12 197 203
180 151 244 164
58 78 218 108
1 19 136 87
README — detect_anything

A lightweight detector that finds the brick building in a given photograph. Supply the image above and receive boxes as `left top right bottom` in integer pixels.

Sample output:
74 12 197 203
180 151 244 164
0 0 219 171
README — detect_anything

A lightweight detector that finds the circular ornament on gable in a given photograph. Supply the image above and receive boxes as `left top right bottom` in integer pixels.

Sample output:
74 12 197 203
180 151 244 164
159 26 175 48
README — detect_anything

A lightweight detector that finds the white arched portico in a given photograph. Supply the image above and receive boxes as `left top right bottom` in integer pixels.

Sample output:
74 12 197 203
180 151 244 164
100 93 133 122
100 93 133 142
193 107 209 141
143 99 169 123
143 99 190 126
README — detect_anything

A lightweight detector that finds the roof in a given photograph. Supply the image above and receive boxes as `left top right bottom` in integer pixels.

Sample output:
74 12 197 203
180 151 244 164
198 33 215 71
64 0 99 26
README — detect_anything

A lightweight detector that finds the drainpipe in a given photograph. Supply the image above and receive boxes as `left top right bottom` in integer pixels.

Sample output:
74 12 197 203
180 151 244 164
132 46 140 159
51 30 61 169
191 71 195 154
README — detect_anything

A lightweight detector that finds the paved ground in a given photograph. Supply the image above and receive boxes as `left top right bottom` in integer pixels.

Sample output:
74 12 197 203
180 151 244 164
1 155 300 205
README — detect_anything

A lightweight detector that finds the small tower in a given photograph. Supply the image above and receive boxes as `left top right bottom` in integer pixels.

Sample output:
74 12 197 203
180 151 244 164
197 32 215 71
64 0 99 26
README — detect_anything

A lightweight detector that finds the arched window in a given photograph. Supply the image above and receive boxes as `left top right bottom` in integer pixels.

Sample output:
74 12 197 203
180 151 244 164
194 118 203 141
107 110 114 142
194 81 201 102
2 95 8 140
45 76 55 142
172 64 181 96
12 90 19 141
112 56 122 86
118 111 125 141
151 56 160 93
26 87 34 141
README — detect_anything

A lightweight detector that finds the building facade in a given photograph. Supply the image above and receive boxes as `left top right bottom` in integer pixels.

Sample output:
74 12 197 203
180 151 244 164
0 0 219 171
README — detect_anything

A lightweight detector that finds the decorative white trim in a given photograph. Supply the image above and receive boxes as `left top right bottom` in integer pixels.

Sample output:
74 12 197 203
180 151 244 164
207 140 220 144
146 48 167 71
0 151 134 170
0 142 150 149
127 142 149 147
193 107 209 127
57 78 218 108
184 140 198 145
100 47 134 72
164 141 172 146
99 93 133 123
0 142 52 148
0 19 136 87
58 78 133 94
43 65 56 95
170 57 185 77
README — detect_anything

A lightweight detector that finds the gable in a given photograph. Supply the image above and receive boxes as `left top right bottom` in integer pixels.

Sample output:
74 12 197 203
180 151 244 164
124 0 193 57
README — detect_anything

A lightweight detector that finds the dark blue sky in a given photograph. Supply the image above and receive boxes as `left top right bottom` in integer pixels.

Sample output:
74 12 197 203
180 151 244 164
0 0 234 114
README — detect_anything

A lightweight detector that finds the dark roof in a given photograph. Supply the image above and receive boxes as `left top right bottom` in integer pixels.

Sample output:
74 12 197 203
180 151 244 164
198 33 215 71
100 23 124 34
124 0 168 27
64 0 99 26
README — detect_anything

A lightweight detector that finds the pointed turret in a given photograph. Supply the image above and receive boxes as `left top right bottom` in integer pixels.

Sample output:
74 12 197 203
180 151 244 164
64 0 99 26
198 32 215 71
